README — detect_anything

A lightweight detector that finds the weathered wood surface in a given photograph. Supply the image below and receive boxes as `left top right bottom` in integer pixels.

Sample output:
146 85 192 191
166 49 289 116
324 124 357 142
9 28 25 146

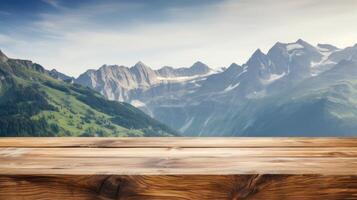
2 137 357 147
0 138 357 199
1 147 357 175
1 175 357 200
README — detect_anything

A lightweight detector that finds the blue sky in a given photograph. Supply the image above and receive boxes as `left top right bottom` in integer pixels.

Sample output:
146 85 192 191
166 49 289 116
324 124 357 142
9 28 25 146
1 0 357 76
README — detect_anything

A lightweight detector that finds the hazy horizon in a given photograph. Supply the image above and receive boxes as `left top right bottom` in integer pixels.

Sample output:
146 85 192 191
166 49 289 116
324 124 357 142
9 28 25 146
1 0 357 76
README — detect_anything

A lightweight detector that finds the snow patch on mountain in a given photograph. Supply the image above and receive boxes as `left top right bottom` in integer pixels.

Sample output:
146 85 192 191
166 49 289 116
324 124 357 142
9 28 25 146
179 117 194 132
223 82 240 93
310 44 340 76
238 66 248 77
131 100 146 108
311 49 336 68
287 43 304 51
262 72 286 85
156 70 216 83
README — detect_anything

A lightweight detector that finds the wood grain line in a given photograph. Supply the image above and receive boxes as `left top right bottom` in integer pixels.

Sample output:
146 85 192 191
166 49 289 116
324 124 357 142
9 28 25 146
1 137 357 148
0 175 357 200
1 147 357 175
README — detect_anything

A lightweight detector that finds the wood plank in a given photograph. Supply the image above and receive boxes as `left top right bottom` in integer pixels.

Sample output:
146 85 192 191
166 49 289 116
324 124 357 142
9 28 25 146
1 157 357 175
0 175 357 200
1 137 357 148
1 138 357 199
2 147 357 158
1 147 357 175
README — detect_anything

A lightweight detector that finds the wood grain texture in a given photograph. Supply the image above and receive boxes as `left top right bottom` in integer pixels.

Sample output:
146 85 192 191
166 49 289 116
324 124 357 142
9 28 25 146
0 175 357 200
0 138 357 199
1 137 357 148
1 147 357 175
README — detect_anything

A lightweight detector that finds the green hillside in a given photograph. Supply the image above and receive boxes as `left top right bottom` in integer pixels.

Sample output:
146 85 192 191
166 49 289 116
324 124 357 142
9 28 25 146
0 53 177 137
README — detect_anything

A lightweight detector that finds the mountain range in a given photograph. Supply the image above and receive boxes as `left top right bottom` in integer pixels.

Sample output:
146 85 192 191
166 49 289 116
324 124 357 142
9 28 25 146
0 50 176 137
71 39 357 136
2 39 357 137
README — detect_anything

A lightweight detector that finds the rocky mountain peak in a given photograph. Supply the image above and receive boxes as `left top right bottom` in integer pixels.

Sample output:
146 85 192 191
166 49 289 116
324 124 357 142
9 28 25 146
131 61 155 74
296 39 314 47
228 62 240 69
130 61 157 85
296 38 305 44
294 39 318 51
133 61 149 68
185 61 211 75
49 69 74 82
97 64 111 72
191 61 206 66
247 49 269 66
271 42 285 49
252 48 264 57
224 63 243 74
268 40 313 55
190 61 210 70
156 62 211 78
267 42 289 57
160 66 174 70
156 66 176 77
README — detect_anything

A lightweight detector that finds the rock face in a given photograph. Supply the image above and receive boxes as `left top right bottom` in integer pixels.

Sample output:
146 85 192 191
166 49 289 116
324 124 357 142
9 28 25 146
74 40 357 136
157 61 212 77
49 69 74 82
75 61 215 102
0 50 8 63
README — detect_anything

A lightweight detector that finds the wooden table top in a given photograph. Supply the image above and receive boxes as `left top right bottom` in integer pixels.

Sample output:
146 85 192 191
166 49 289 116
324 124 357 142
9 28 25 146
1 137 357 175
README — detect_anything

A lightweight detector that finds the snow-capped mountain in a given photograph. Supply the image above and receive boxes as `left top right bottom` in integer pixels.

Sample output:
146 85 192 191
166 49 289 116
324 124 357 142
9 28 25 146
75 61 215 102
74 40 357 136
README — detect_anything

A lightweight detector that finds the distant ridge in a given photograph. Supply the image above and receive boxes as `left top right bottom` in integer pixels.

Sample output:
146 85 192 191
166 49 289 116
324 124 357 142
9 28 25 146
71 40 357 136
2 39 357 137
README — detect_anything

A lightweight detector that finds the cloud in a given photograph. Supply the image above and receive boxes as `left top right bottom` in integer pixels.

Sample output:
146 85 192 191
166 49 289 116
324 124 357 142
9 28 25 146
1 0 357 77
42 0 62 9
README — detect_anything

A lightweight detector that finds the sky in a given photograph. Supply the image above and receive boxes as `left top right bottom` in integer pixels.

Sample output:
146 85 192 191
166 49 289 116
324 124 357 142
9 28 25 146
0 0 357 77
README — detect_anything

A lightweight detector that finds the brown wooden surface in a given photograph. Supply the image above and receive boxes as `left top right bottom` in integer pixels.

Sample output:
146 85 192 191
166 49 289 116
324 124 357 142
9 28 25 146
0 138 357 199
1 147 357 175
1 175 357 200
2 137 357 148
